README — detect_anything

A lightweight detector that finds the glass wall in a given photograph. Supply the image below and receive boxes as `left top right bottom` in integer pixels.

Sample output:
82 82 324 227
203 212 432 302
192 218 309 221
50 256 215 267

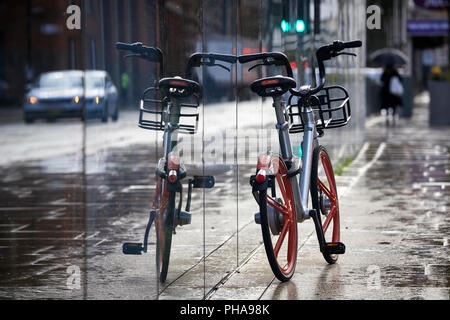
201 0 239 297
81 1 157 299
0 0 366 299
0 0 85 299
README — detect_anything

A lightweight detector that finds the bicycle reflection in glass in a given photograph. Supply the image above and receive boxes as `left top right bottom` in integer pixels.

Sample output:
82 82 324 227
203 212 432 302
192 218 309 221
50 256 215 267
117 42 237 283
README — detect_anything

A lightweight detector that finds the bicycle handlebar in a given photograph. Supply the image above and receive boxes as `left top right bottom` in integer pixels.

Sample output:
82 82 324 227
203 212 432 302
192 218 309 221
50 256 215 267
116 42 136 51
343 40 363 49
186 53 238 78
290 40 362 97
316 40 362 61
188 53 237 66
238 52 293 78
116 42 164 78
116 42 164 63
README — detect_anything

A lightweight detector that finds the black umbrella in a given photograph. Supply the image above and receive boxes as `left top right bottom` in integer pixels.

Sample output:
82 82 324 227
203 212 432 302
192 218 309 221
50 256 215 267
370 48 409 66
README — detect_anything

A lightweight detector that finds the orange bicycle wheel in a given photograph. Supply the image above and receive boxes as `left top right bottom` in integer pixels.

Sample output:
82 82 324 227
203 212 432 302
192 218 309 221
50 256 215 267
155 178 175 283
310 146 340 264
259 156 298 282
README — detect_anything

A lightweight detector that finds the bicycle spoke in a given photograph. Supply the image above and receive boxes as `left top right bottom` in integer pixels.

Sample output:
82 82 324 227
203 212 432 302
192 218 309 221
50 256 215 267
276 174 288 202
322 207 336 234
323 162 337 194
273 220 290 258
318 178 335 202
267 195 289 215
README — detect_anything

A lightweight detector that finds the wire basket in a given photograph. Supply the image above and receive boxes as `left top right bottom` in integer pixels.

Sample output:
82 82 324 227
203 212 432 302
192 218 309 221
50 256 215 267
287 85 351 134
138 87 200 134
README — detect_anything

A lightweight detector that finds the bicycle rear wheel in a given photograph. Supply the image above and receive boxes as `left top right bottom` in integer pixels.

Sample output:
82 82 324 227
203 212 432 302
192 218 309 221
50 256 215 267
155 179 175 283
310 146 340 264
259 157 298 282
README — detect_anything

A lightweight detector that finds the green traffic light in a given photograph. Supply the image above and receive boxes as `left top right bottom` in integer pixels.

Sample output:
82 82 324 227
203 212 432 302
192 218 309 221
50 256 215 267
281 20 290 32
295 20 306 33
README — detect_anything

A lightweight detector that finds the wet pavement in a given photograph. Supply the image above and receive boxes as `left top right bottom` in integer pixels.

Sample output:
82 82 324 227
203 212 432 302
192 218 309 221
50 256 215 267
0 95 449 300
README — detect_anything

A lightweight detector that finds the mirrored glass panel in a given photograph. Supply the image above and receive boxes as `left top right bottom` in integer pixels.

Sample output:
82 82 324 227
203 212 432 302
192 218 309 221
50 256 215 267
82 0 160 299
201 0 239 298
0 1 85 299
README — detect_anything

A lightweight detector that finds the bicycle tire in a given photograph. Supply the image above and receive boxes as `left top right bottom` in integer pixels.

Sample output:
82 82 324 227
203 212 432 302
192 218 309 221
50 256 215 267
155 179 175 283
310 146 340 265
259 157 298 282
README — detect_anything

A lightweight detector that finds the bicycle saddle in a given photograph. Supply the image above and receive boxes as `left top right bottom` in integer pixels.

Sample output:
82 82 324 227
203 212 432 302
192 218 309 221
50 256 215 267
159 77 200 98
250 76 296 97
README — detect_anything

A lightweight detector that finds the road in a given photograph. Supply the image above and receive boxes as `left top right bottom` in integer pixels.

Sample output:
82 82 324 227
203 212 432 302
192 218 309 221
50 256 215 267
0 96 448 300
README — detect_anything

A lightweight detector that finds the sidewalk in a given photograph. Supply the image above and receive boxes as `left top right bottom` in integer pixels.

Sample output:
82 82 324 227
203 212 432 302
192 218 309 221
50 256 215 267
202 95 450 300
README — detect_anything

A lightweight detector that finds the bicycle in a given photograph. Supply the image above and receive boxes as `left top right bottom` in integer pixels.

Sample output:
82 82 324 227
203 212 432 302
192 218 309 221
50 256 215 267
239 40 362 282
116 42 237 283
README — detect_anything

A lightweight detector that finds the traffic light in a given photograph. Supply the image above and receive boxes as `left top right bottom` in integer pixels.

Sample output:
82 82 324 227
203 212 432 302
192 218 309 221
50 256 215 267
295 19 306 33
280 0 309 33
297 0 310 33
282 19 306 33
281 0 291 32
281 19 291 32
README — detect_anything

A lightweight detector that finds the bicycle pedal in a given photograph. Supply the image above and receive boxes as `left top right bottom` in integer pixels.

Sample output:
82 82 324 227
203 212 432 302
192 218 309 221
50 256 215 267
254 213 261 225
177 211 191 226
122 242 144 255
191 176 215 189
323 242 346 255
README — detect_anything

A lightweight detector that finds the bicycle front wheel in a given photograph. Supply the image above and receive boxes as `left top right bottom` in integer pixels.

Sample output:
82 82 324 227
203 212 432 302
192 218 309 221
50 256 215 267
259 157 298 282
310 146 340 264
155 179 175 283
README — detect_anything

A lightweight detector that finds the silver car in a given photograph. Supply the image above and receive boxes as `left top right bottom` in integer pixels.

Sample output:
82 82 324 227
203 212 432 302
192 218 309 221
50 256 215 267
24 70 118 123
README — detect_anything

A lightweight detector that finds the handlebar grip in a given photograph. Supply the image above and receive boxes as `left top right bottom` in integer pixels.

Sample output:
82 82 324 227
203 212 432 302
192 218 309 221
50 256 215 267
116 42 163 63
186 53 237 78
238 53 288 64
116 42 139 51
187 53 238 66
342 40 362 49
238 54 265 64
209 53 238 64
238 52 293 78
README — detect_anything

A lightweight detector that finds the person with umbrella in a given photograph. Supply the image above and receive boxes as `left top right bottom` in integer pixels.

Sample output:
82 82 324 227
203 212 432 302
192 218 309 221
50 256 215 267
370 48 408 124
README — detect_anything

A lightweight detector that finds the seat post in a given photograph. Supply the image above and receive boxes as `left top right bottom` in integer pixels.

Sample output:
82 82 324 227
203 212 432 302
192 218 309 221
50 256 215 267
273 96 293 162
166 99 181 154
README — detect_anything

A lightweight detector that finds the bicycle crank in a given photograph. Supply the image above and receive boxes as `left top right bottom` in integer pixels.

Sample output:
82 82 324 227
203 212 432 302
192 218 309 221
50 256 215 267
319 191 332 216
310 209 346 255
122 210 156 255
175 210 191 227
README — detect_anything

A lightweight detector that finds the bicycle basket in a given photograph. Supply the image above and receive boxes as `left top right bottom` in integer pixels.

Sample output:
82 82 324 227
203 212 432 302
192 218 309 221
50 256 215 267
287 85 351 134
138 87 200 134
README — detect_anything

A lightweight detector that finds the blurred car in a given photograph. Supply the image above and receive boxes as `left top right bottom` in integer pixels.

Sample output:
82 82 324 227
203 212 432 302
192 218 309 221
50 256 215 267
85 70 119 122
24 70 118 123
